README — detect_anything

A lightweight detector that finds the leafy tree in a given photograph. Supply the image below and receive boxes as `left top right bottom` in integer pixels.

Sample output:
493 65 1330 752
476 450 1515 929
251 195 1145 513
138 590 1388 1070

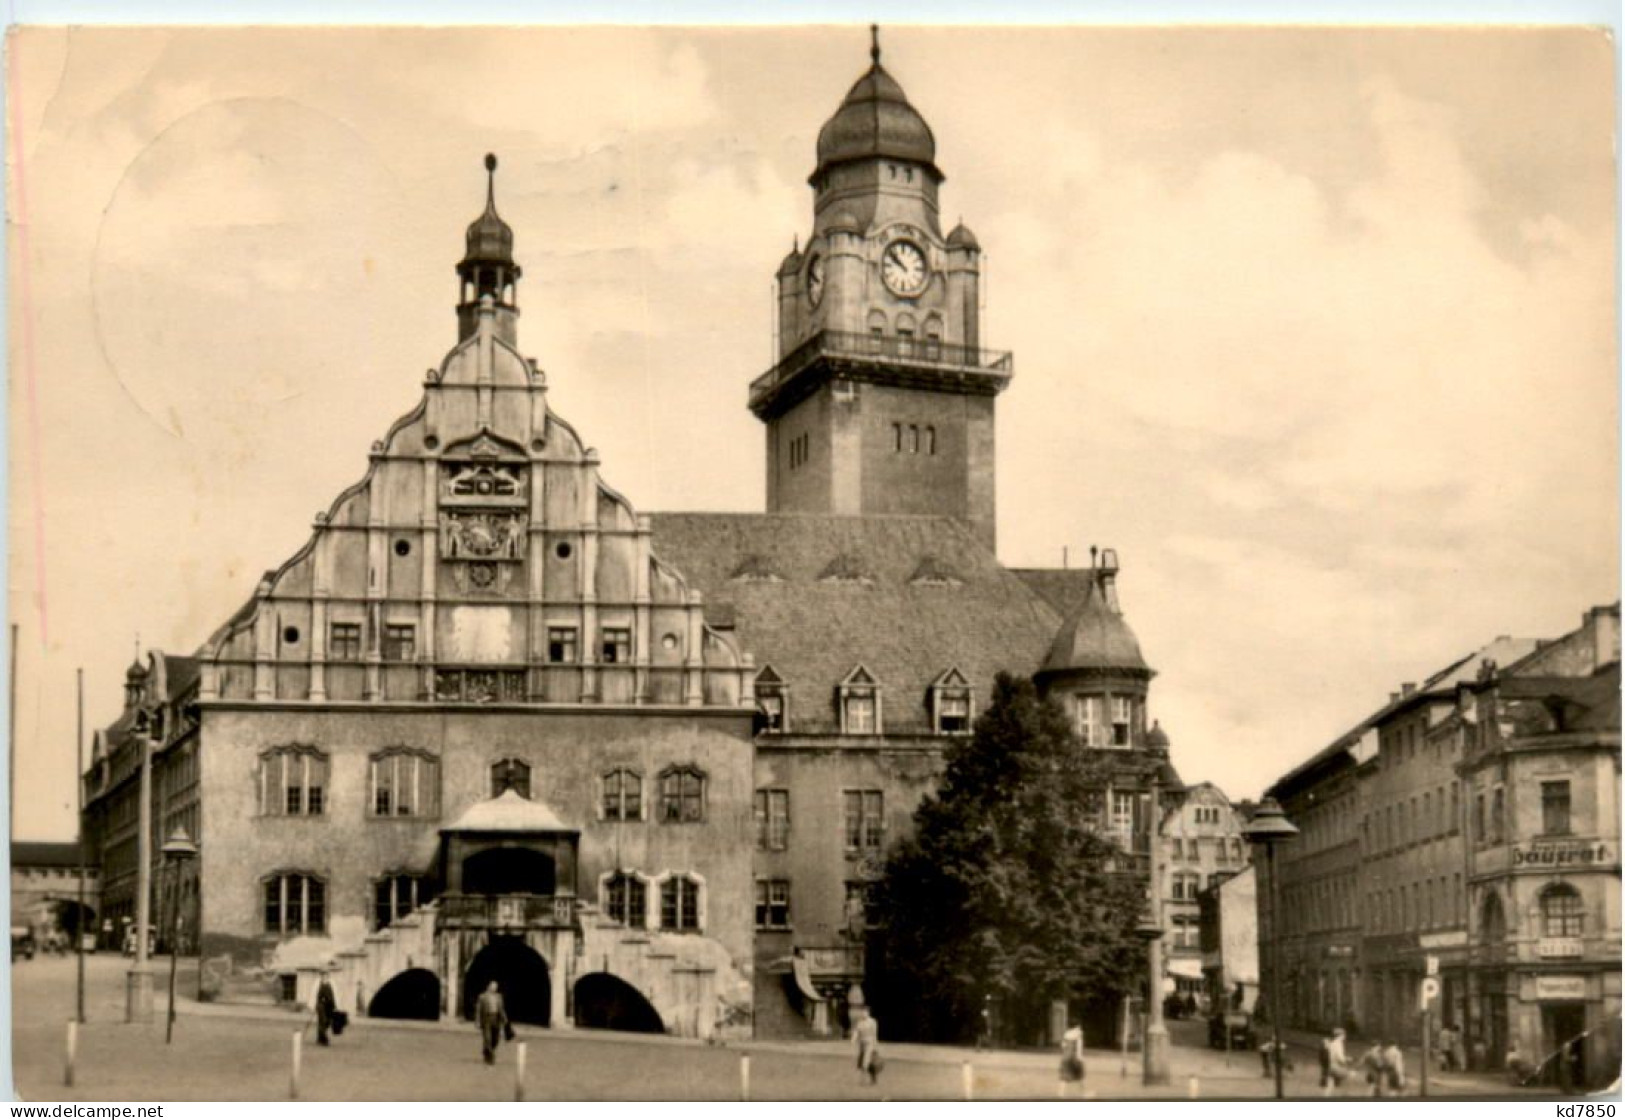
869 672 1150 1044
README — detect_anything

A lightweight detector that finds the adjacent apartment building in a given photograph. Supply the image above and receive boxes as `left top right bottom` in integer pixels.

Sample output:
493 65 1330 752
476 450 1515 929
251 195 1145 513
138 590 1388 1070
1261 605 1620 1088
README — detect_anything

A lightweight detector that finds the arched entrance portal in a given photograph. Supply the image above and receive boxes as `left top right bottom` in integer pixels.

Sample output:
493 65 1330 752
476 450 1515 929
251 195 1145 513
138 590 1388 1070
462 847 556 896
51 900 95 940
463 937 551 1025
369 968 441 1021
573 972 664 1034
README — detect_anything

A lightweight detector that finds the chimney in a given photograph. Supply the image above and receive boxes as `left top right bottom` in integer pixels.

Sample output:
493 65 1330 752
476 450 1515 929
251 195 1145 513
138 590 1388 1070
1587 604 1621 670
1401 682 1416 697
1389 691 1400 705
1097 547 1121 613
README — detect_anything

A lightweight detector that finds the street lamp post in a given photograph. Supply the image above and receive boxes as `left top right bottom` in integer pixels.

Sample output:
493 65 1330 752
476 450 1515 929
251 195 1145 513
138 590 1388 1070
1138 768 1170 1086
126 728 155 1023
1243 796 1299 1101
161 827 198 1045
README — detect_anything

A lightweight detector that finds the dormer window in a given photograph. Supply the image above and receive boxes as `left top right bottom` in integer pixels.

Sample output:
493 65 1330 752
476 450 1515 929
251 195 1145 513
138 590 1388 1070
755 667 788 733
930 669 972 735
839 667 882 735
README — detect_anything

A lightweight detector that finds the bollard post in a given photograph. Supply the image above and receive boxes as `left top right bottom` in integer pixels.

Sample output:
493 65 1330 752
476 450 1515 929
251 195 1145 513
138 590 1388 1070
740 1052 751 1101
962 1060 974 1101
514 1041 527 1102
1188 1075 1199 1099
64 1020 77 1088
290 1029 302 1100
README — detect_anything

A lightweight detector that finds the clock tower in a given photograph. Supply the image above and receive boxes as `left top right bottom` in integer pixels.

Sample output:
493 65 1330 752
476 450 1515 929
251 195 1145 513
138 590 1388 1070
751 28 1013 550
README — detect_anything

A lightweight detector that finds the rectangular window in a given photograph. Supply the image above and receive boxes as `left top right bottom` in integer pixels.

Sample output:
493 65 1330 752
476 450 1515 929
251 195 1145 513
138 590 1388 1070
1111 791 1135 838
1475 793 1486 841
606 875 647 928
758 690 786 732
601 628 631 665
937 690 971 734
547 627 578 664
755 789 790 851
1490 787 1505 841
1170 837 1183 860
660 769 705 823
1075 697 1099 746
844 881 880 929
1541 780 1572 836
382 624 415 662
1450 783 1459 832
755 879 791 929
1111 697 1132 747
844 691 876 734
330 623 362 661
660 877 700 932
602 770 643 822
843 790 884 852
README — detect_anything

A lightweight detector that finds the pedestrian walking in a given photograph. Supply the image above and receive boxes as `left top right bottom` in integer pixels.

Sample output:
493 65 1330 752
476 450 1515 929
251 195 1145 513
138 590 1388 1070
852 1006 882 1085
1058 1020 1086 1096
476 981 509 1066
1319 1026 1349 1097
1380 1039 1406 1096
1360 1041 1386 1096
1436 1023 1457 1071
314 970 337 1047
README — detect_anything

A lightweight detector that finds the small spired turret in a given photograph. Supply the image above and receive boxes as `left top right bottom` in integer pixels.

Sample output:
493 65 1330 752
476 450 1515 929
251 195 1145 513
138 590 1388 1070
456 153 523 344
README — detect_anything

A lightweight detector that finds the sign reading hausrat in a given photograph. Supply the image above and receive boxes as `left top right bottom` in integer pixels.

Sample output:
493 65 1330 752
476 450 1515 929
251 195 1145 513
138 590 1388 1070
1511 840 1612 868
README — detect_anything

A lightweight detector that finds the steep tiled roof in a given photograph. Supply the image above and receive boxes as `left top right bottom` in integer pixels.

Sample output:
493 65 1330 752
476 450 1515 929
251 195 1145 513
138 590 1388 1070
1498 665 1621 734
1039 575 1151 676
648 514 1066 735
1011 568 1097 616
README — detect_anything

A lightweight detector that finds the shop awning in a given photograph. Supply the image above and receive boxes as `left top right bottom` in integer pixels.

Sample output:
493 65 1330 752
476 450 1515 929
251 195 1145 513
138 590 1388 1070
1167 958 1204 980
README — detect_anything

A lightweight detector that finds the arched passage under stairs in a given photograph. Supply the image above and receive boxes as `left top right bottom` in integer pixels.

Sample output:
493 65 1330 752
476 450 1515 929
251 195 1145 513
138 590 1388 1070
463 936 551 1026
573 972 665 1034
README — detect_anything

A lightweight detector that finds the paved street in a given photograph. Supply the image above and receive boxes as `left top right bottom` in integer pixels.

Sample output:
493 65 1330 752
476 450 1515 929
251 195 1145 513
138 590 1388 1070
11 954 1549 1101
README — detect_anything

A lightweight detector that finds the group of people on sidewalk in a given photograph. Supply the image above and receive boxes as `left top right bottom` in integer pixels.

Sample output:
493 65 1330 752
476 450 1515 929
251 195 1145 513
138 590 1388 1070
1317 1027 1409 1097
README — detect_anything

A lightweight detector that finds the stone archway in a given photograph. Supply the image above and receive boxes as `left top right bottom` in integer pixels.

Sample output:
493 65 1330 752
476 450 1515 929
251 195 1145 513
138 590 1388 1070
369 967 441 1021
574 972 665 1034
463 936 551 1025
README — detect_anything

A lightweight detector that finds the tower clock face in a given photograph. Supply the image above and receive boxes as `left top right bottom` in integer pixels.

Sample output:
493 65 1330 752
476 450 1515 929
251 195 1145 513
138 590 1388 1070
806 254 825 307
881 239 928 297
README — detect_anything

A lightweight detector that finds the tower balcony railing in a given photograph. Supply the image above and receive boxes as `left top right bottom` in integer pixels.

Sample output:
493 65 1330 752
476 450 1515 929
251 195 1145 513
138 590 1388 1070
749 329 1013 411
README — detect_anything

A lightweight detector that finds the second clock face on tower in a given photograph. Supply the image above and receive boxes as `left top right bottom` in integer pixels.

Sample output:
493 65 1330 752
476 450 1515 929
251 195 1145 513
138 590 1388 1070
881 239 928 297
806 254 825 307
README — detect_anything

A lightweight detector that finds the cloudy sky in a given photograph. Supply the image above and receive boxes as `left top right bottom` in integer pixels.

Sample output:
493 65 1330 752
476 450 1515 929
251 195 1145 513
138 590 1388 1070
7 25 1617 840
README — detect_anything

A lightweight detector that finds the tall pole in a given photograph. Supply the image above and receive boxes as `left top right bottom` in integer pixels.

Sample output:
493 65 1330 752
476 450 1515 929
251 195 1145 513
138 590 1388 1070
75 669 85 1024
1268 842 1284 1101
166 857 180 1044
126 731 154 1021
1143 771 1170 1085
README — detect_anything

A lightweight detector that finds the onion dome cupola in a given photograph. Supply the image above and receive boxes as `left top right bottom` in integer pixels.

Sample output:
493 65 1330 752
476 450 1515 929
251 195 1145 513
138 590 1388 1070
946 221 980 251
813 25 942 185
1040 551 1153 679
1145 720 1171 750
456 153 523 344
123 656 150 710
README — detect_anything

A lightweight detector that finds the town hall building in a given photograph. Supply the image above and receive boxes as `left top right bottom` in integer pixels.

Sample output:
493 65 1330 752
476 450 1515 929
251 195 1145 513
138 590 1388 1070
84 33 1188 1041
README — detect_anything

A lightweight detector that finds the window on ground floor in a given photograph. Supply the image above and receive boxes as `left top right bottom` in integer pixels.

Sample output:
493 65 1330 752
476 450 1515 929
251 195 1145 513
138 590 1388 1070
264 872 326 936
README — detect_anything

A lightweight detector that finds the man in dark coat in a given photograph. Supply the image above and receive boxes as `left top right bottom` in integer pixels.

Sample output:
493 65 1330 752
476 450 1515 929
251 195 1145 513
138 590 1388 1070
477 981 508 1065
315 971 337 1047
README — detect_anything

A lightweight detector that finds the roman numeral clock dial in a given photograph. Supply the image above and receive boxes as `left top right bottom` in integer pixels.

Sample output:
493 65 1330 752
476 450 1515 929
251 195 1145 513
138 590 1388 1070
881 239 928 297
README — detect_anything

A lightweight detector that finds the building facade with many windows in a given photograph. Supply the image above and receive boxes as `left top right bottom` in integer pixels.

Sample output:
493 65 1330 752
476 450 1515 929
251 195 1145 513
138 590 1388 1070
84 37 1191 1041
1262 606 1620 1089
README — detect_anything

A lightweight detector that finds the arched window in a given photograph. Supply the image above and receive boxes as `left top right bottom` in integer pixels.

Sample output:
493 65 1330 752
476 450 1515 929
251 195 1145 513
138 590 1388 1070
659 874 702 932
373 873 436 931
264 872 326 936
1480 892 1507 943
369 748 440 818
603 872 647 928
659 767 706 823
1541 884 1584 937
755 666 788 733
258 746 327 817
601 769 643 822
491 758 531 799
867 309 887 348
